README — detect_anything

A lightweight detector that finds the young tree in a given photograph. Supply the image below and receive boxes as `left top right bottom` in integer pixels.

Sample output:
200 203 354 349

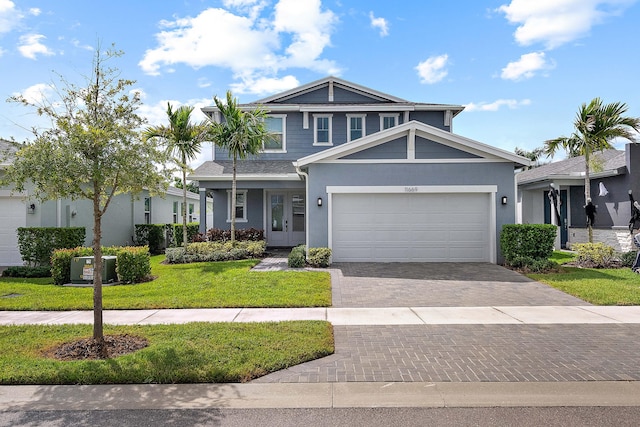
208 91 270 242
544 98 640 242
4 46 170 352
144 104 209 249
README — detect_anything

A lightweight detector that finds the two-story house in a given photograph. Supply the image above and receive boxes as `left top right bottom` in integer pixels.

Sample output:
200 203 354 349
191 77 529 263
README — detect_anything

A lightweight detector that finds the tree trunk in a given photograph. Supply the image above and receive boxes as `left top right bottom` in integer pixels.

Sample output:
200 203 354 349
92 188 105 356
231 154 237 243
585 150 593 243
182 157 188 249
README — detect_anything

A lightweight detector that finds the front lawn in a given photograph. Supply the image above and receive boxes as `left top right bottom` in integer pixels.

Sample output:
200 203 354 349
528 251 640 305
0 321 334 384
0 256 331 310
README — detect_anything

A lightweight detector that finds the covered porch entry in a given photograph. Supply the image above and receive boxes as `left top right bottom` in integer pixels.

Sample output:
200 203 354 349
265 190 306 247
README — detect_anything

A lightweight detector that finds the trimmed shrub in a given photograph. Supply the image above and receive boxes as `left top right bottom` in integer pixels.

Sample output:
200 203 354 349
288 245 306 268
171 223 201 247
51 246 150 285
17 227 85 267
116 246 152 284
308 247 332 268
620 251 637 268
134 224 166 255
500 224 556 266
164 241 266 264
572 242 616 268
206 228 265 242
2 266 51 278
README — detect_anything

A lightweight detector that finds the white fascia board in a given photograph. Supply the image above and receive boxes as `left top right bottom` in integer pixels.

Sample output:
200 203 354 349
300 104 414 112
188 174 301 182
517 169 620 186
296 120 531 167
326 185 498 194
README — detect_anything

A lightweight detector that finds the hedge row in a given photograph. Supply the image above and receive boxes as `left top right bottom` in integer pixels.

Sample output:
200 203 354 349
205 228 264 242
288 246 332 268
165 241 266 264
134 223 201 254
500 224 557 270
17 227 86 267
51 246 151 285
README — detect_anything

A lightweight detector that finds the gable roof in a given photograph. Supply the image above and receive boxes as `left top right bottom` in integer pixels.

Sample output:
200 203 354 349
294 120 531 167
201 76 465 116
517 149 626 185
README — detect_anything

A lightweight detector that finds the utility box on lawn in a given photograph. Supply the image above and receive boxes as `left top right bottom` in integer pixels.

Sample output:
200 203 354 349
70 256 118 284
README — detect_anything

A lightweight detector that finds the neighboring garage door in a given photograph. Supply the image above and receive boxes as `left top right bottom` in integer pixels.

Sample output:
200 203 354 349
0 196 26 266
331 192 491 262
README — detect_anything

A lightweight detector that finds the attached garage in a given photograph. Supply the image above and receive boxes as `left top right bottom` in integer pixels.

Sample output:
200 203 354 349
0 195 26 266
329 187 496 262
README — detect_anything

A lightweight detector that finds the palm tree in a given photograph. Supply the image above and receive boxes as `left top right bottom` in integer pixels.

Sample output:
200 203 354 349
208 90 269 242
144 103 209 248
544 98 640 242
515 146 546 170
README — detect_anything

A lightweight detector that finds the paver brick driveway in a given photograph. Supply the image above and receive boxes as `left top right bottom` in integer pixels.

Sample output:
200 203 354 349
330 262 587 308
254 262 640 384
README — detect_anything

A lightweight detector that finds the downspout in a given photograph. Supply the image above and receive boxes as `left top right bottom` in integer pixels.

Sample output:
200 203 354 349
295 164 309 260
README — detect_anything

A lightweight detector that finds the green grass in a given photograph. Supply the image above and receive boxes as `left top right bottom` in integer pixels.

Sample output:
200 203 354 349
0 322 334 385
529 266 640 305
0 256 331 310
549 250 577 264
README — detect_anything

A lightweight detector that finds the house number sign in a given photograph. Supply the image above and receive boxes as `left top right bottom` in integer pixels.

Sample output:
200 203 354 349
404 186 419 193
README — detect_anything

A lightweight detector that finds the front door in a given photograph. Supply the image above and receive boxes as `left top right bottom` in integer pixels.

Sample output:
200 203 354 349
267 191 305 247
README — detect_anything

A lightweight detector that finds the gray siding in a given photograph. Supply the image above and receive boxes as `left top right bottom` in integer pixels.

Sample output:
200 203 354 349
409 111 449 130
569 175 631 228
415 137 480 159
306 162 517 263
343 138 407 160
273 85 386 104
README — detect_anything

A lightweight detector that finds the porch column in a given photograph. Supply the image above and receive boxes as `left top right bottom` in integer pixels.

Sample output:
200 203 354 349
199 187 207 234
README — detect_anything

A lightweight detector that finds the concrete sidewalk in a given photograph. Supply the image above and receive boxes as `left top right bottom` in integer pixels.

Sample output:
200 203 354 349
2 305 640 326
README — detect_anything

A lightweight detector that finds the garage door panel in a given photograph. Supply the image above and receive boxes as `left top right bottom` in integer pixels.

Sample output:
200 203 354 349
332 193 491 262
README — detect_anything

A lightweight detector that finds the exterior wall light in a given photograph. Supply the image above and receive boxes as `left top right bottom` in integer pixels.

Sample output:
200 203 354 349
501 196 508 205
317 197 323 207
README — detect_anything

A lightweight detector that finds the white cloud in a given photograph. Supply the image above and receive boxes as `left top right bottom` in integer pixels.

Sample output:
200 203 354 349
369 11 389 37
465 98 532 112
415 54 449 84
71 39 94 51
498 0 635 49
18 34 55 59
28 7 40 16
0 0 21 34
139 0 339 94
501 51 553 80
229 74 300 95
15 82 56 105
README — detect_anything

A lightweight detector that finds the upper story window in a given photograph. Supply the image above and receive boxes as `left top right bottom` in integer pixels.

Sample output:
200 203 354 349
314 114 333 146
264 115 286 152
380 113 399 130
347 114 366 142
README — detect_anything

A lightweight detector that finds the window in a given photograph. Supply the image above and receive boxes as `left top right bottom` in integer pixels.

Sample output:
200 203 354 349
227 190 248 222
172 201 178 223
144 197 151 224
380 113 399 130
314 114 333 146
188 203 195 222
347 114 366 142
264 115 286 152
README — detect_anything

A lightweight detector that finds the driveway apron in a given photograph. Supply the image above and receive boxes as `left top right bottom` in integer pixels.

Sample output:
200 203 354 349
253 262 640 384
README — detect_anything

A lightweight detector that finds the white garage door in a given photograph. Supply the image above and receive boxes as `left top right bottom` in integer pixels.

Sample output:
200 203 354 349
0 196 26 266
331 193 491 262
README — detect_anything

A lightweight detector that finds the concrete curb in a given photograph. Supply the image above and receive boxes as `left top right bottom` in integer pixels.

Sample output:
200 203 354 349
2 382 640 410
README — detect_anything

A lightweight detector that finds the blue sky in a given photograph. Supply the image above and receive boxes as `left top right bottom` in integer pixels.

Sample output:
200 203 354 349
1 0 639 168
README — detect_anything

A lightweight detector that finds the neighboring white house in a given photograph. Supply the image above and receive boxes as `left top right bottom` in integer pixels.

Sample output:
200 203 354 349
0 139 214 266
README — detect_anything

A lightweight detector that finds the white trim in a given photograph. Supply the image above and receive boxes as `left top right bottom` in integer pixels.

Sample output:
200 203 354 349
226 189 248 223
326 185 498 194
328 80 334 102
303 111 309 129
380 113 399 130
326 185 498 264
189 174 302 181
315 158 514 164
295 120 531 168
313 114 333 146
407 128 416 160
346 113 366 142
263 114 287 153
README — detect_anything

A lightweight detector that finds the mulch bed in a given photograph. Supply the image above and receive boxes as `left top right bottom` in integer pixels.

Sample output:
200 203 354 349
43 334 149 361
